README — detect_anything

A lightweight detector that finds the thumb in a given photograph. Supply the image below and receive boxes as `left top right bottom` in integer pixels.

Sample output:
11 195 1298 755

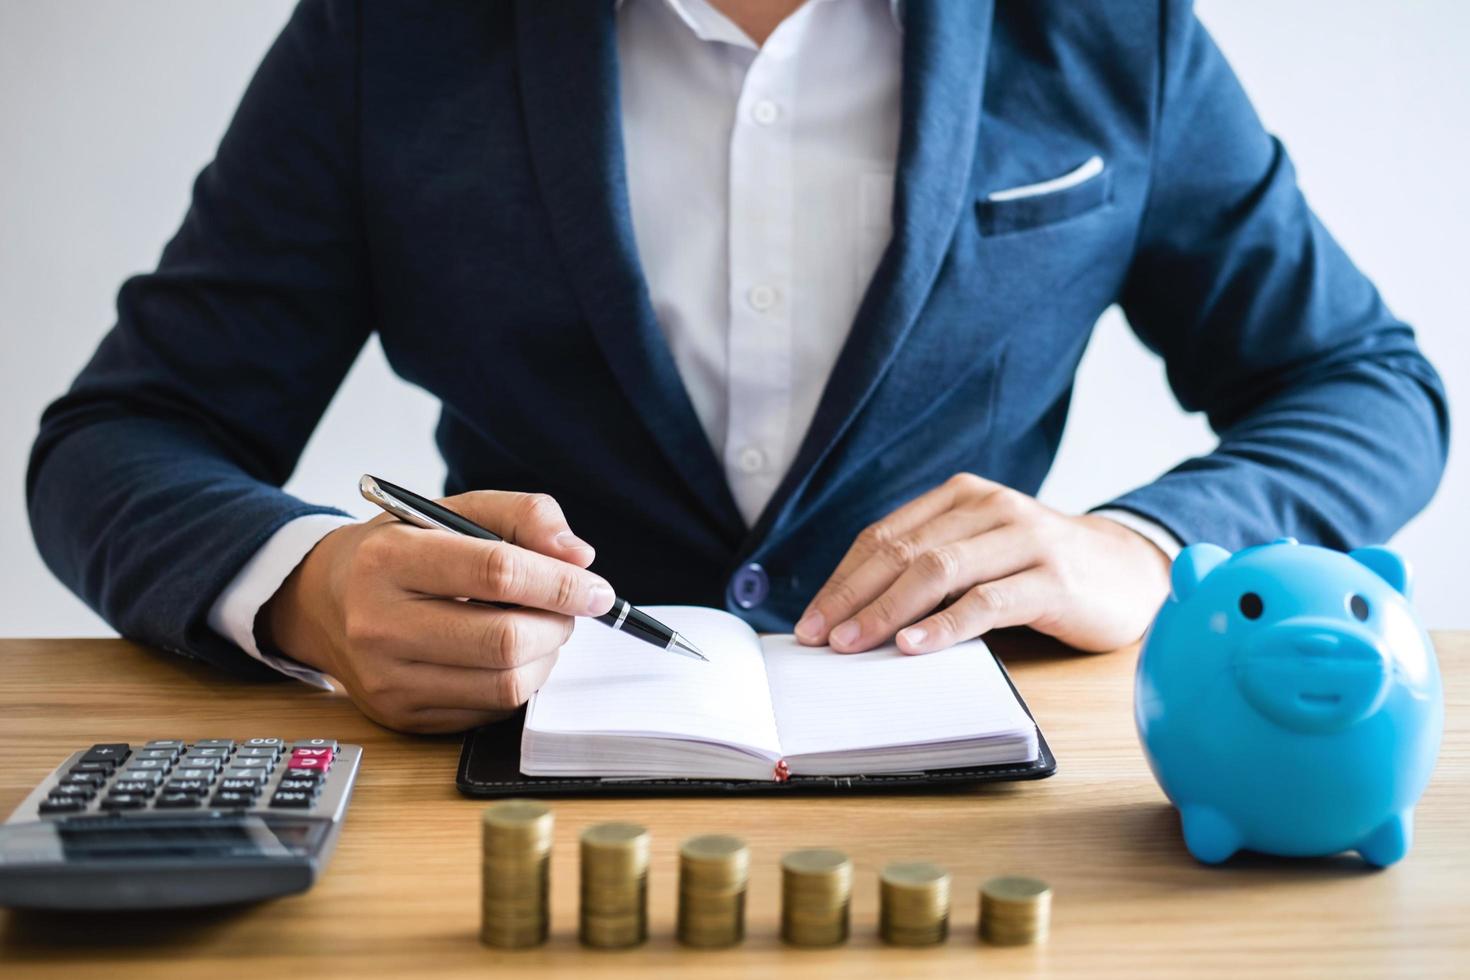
439 490 597 568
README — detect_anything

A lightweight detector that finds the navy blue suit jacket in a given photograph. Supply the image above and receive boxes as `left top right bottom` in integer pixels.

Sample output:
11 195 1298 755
29 0 1448 679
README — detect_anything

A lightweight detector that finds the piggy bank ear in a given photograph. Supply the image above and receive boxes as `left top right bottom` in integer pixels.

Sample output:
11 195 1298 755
1171 543 1231 602
1350 546 1412 598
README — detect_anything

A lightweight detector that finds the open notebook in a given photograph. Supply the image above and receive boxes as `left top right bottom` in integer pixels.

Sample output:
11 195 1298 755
521 606 1040 782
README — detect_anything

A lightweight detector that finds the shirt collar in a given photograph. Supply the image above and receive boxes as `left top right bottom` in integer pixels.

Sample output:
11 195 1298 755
615 0 904 46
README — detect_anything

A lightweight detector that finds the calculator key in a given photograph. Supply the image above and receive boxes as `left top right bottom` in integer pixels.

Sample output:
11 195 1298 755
39 798 85 814
286 755 329 772
291 739 337 752
190 739 235 750
218 778 263 794
81 743 131 765
269 790 314 808
123 758 171 773
211 790 255 808
229 756 273 769
243 737 285 749
117 768 165 784
172 767 218 781
163 778 211 795
49 785 95 800
276 777 320 793
289 747 332 760
221 767 271 783
155 791 204 809
186 746 232 759
112 780 158 797
179 755 224 771
135 748 180 762
101 793 148 810
62 772 106 788
283 768 325 781
144 739 187 750
236 746 280 759
70 761 116 775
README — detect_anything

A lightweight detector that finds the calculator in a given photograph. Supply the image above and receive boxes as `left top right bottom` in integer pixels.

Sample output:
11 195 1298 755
0 738 361 911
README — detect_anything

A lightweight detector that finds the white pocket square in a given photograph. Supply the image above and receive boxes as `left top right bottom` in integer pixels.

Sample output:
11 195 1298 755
987 155 1104 203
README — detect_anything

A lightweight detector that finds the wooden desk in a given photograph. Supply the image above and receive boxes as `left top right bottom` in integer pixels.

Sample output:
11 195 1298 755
0 634 1465 978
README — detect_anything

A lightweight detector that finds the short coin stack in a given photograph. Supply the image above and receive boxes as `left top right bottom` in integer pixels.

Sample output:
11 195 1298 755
579 822 650 948
780 848 852 947
480 799 553 949
878 861 951 947
677 834 749 947
979 875 1051 946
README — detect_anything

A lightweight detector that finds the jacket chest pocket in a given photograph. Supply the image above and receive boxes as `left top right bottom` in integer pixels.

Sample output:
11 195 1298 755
976 155 1113 236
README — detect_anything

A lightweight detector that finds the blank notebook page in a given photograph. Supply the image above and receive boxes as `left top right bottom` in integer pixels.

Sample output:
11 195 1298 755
761 635 1034 758
525 606 782 759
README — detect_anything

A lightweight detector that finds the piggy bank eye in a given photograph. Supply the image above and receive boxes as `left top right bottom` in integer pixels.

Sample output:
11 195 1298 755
1349 594 1370 621
1238 592 1264 620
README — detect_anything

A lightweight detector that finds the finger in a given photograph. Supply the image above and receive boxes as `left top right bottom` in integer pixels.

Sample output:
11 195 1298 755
393 650 561 713
896 569 1052 655
441 490 596 567
828 524 1039 653
374 527 615 616
360 600 573 670
802 508 1015 646
795 474 1005 643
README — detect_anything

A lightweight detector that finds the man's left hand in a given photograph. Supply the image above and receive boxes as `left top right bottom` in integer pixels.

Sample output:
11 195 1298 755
794 474 1172 655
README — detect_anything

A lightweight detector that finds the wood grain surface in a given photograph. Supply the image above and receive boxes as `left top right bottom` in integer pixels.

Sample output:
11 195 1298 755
0 632 1465 978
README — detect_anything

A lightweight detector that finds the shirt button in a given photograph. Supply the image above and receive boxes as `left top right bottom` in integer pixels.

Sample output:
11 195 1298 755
747 284 777 312
730 564 770 611
751 99 780 126
736 446 766 474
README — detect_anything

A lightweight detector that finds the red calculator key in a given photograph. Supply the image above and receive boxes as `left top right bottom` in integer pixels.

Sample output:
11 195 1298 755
289 747 332 760
286 755 329 771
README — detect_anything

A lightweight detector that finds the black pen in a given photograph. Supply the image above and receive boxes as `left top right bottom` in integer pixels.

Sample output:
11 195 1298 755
358 475 708 662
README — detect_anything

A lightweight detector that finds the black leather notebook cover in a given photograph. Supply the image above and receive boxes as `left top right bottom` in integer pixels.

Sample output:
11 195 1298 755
456 658 1057 796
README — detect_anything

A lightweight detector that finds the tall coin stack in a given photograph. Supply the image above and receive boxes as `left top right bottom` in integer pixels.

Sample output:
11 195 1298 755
780 848 852 947
676 834 749 948
480 799 553 949
579 822 650 948
878 861 951 947
979 875 1051 946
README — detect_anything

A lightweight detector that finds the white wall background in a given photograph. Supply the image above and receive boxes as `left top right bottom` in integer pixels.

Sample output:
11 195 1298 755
1 1 1465 636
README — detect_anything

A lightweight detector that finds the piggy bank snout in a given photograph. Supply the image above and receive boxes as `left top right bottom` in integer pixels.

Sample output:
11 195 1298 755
1231 618 1391 734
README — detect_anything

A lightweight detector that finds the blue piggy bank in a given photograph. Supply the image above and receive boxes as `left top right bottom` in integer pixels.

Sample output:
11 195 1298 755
1135 540 1442 867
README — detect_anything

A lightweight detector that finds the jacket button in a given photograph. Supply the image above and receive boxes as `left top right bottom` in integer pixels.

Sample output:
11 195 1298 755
730 563 770 610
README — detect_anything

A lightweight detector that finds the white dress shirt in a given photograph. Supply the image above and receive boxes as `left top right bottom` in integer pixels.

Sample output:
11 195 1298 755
209 0 1179 686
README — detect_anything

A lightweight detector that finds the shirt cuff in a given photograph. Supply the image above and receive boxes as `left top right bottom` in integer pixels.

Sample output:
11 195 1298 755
1091 508 1183 561
207 513 356 690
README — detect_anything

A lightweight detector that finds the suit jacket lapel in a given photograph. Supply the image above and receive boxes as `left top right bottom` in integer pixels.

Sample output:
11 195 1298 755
745 0 996 547
513 0 744 539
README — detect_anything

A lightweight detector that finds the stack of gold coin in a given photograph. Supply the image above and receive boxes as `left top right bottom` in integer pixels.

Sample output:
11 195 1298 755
579 822 650 948
878 861 950 946
780 848 852 947
480 799 553 948
979 876 1051 946
677 834 749 948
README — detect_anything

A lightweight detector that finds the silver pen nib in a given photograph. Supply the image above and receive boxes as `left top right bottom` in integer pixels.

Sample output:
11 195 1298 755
668 633 709 662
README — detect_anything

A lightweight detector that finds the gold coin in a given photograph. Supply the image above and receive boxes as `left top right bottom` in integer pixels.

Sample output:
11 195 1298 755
782 848 851 878
482 800 553 849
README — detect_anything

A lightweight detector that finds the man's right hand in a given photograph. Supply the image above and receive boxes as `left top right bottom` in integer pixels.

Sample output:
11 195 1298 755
261 491 614 734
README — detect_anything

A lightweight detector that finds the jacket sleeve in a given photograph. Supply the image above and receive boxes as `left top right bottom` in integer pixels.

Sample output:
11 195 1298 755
26 0 369 678
1104 0 1449 551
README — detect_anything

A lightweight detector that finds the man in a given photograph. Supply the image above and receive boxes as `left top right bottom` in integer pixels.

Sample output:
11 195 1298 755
29 0 1447 734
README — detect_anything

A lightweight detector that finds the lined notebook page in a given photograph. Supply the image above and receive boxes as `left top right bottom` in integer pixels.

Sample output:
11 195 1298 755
761 635 1034 757
525 606 782 758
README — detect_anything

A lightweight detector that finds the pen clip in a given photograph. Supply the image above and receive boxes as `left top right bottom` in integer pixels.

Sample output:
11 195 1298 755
359 474 458 534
